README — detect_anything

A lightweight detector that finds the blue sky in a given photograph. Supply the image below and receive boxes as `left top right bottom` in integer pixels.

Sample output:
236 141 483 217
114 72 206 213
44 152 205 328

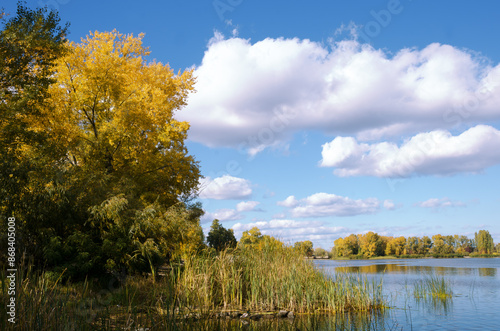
5 0 500 249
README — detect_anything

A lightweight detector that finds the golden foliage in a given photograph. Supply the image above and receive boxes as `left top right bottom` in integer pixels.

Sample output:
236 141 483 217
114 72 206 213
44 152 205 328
36 30 199 206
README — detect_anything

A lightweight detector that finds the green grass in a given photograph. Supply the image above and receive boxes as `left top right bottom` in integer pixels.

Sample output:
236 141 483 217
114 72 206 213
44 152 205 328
369 256 398 260
469 253 500 258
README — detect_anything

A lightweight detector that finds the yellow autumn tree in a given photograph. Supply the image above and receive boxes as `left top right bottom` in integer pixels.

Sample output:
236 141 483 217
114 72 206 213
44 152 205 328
333 234 359 257
238 227 264 249
385 236 406 256
238 227 285 252
430 234 454 255
16 30 202 277
294 240 314 257
38 30 199 207
358 232 384 258
258 235 285 251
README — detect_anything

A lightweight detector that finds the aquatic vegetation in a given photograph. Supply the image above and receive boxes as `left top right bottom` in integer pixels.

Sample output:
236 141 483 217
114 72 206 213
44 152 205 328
413 275 452 300
0 245 385 330
176 245 385 314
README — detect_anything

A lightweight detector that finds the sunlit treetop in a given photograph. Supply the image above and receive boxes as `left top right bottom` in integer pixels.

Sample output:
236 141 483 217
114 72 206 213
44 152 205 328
36 29 200 207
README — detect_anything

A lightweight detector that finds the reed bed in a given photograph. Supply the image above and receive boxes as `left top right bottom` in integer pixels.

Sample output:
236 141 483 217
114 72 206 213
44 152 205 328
0 263 96 330
0 265 194 330
1 245 385 329
413 275 452 300
176 245 385 314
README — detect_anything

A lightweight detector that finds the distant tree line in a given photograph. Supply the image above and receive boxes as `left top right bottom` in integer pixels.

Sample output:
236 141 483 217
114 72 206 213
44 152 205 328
206 224 317 257
331 230 497 258
209 224 499 260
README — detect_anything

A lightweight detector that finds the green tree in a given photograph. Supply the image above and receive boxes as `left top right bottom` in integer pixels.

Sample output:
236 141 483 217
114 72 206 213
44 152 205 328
207 219 237 251
0 3 70 266
475 230 494 254
430 234 454 255
405 236 419 255
444 235 457 252
455 235 473 254
416 236 432 255
0 3 68 111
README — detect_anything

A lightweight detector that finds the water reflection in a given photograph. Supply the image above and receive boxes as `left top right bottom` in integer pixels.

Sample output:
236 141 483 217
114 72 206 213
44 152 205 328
414 294 453 316
178 311 400 331
478 267 497 277
334 263 497 277
313 258 500 330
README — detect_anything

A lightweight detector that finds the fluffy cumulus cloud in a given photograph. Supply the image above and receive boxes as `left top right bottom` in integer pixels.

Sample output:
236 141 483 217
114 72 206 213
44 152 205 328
277 195 299 207
199 175 252 199
278 192 381 218
232 219 321 231
231 219 347 246
201 200 261 223
417 197 466 210
202 209 242 223
178 34 500 153
236 201 261 212
320 125 500 177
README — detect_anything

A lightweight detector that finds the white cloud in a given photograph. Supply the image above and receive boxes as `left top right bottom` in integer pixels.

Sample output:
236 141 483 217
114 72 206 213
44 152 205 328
179 34 500 154
201 200 260 223
231 219 347 247
417 197 466 210
383 200 396 210
199 175 252 200
320 125 500 177
279 192 381 218
277 195 299 207
202 208 243 223
232 219 321 231
272 212 287 219
236 201 261 212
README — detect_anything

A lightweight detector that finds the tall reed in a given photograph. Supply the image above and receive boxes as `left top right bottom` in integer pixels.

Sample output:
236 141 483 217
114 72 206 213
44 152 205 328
175 244 385 314
413 275 452 300
0 262 96 330
1 244 385 329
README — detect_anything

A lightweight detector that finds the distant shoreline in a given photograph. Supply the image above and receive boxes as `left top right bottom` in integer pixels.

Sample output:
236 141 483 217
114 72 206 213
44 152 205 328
313 254 500 261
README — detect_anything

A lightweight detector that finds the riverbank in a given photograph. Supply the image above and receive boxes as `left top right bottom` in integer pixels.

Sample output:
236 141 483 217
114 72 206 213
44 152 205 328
328 253 500 261
0 245 385 329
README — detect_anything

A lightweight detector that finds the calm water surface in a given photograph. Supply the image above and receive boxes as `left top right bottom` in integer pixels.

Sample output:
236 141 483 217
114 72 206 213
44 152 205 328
314 258 500 330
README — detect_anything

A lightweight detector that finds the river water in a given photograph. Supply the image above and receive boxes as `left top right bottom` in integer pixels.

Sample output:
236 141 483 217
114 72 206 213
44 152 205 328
313 258 500 330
